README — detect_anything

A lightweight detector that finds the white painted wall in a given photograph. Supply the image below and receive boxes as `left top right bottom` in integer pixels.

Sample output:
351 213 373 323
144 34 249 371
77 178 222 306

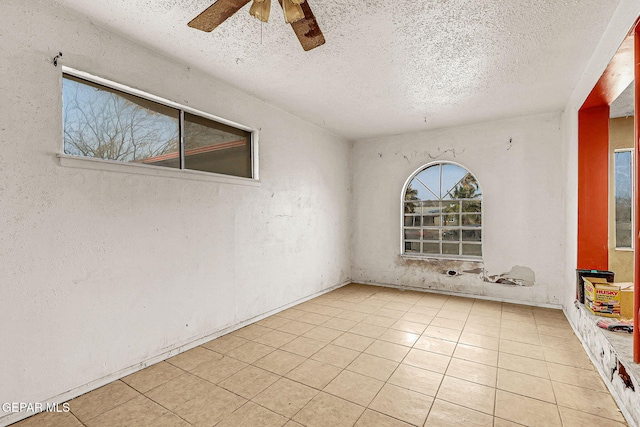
0 0 351 419
351 113 565 306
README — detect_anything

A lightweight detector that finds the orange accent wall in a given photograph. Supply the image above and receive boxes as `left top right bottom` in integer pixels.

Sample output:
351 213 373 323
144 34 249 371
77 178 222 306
577 106 610 270
634 24 640 363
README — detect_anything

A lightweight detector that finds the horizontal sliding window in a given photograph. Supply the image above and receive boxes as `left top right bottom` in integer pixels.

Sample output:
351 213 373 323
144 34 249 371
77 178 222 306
62 73 253 178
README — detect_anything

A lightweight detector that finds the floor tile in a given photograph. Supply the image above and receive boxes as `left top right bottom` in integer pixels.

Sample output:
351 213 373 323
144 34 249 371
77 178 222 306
552 381 626 423
558 405 627 427
303 326 345 343
413 335 456 356
190 354 248 383
453 343 498 367
121 361 183 394
546 362 608 392
69 381 140 422
252 377 318 418
311 343 360 368
346 353 399 381
445 357 497 387
387 363 443 396
354 409 413 427
498 339 545 360
323 370 384 406
463 322 501 338
542 346 593 369
322 317 359 331
84 395 168 427
390 319 428 334
254 349 307 375
215 401 287 427
458 331 499 351
436 375 495 415
201 334 248 354
253 330 298 348
498 352 549 379
402 348 450 374
423 325 462 342
145 373 216 411
378 329 419 346
275 308 305 321
285 359 342 389
293 392 365 427
368 383 433 426
497 369 555 403
277 321 317 336
430 316 466 331
257 316 292 330
348 322 388 339
362 315 397 328
363 340 410 362
166 346 222 372
425 399 493 427
280 336 326 357
171 384 246 427
332 332 375 351
10 411 83 427
494 389 562 427
226 341 275 364
233 324 273 340
297 312 332 326
217 365 280 399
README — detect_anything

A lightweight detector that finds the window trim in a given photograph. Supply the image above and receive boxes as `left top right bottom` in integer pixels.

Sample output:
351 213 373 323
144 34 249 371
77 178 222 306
400 160 483 261
613 148 634 250
61 66 259 181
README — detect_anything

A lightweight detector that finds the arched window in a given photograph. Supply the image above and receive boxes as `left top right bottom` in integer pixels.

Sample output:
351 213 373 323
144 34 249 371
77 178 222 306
402 162 482 259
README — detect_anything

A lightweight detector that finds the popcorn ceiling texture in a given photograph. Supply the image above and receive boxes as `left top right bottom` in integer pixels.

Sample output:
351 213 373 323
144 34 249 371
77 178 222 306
51 0 620 139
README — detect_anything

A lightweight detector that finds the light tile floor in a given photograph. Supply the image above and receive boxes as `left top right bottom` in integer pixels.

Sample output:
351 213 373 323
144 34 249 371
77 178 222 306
12 284 628 427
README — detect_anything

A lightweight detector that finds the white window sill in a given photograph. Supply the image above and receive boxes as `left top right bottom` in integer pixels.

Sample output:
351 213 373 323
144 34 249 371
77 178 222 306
57 154 261 187
614 247 634 252
401 254 484 263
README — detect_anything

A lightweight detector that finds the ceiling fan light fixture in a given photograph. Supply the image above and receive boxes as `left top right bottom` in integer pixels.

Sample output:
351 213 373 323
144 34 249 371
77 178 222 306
282 0 305 24
249 0 271 22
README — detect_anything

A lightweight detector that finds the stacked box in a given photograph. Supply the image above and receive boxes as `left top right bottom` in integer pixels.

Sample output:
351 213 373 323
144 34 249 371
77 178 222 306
584 278 621 318
619 283 634 320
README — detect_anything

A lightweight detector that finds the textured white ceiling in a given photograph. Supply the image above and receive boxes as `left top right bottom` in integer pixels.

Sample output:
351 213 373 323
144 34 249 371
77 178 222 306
52 0 621 140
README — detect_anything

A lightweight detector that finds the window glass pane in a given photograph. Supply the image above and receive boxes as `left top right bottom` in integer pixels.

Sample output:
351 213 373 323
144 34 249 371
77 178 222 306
442 243 460 255
462 244 482 256
405 242 420 253
423 215 441 226
462 230 482 241
404 216 421 227
404 229 421 240
404 200 421 214
462 200 482 212
442 214 459 226
422 201 441 214
461 214 482 226
413 165 440 199
441 164 468 199
63 75 180 167
615 150 632 248
422 242 440 254
444 172 482 199
442 229 460 241
422 229 439 240
184 113 252 178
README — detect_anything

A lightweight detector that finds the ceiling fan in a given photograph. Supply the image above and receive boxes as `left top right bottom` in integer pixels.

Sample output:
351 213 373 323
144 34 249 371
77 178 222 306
188 0 325 51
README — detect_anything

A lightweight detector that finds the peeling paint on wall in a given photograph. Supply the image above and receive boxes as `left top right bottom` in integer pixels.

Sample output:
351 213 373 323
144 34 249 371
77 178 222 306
483 265 536 287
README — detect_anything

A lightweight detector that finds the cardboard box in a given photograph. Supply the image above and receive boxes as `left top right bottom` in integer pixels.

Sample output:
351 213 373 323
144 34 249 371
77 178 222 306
619 283 634 320
584 278 621 317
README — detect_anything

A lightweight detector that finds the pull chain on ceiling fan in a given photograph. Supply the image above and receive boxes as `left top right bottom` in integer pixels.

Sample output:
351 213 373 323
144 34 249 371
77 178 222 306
188 0 325 51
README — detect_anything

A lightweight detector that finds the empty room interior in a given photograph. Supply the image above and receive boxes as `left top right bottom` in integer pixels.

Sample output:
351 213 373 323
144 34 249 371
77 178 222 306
3 1 640 426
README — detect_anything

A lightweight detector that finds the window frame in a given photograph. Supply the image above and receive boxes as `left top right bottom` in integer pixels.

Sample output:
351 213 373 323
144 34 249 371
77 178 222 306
613 148 634 250
60 67 259 182
400 161 483 261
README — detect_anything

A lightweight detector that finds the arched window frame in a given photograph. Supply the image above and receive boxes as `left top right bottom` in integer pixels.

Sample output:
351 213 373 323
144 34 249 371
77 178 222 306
401 161 483 260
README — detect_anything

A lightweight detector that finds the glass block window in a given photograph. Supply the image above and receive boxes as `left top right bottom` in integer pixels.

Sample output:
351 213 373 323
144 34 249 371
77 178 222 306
403 162 482 259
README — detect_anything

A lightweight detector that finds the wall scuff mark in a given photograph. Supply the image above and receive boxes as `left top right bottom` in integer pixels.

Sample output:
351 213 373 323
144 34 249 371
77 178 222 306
619 362 636 391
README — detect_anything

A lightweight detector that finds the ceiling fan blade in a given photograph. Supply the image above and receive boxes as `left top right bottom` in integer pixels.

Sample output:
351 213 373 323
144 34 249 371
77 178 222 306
278 0 325 51
188 0 252 32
